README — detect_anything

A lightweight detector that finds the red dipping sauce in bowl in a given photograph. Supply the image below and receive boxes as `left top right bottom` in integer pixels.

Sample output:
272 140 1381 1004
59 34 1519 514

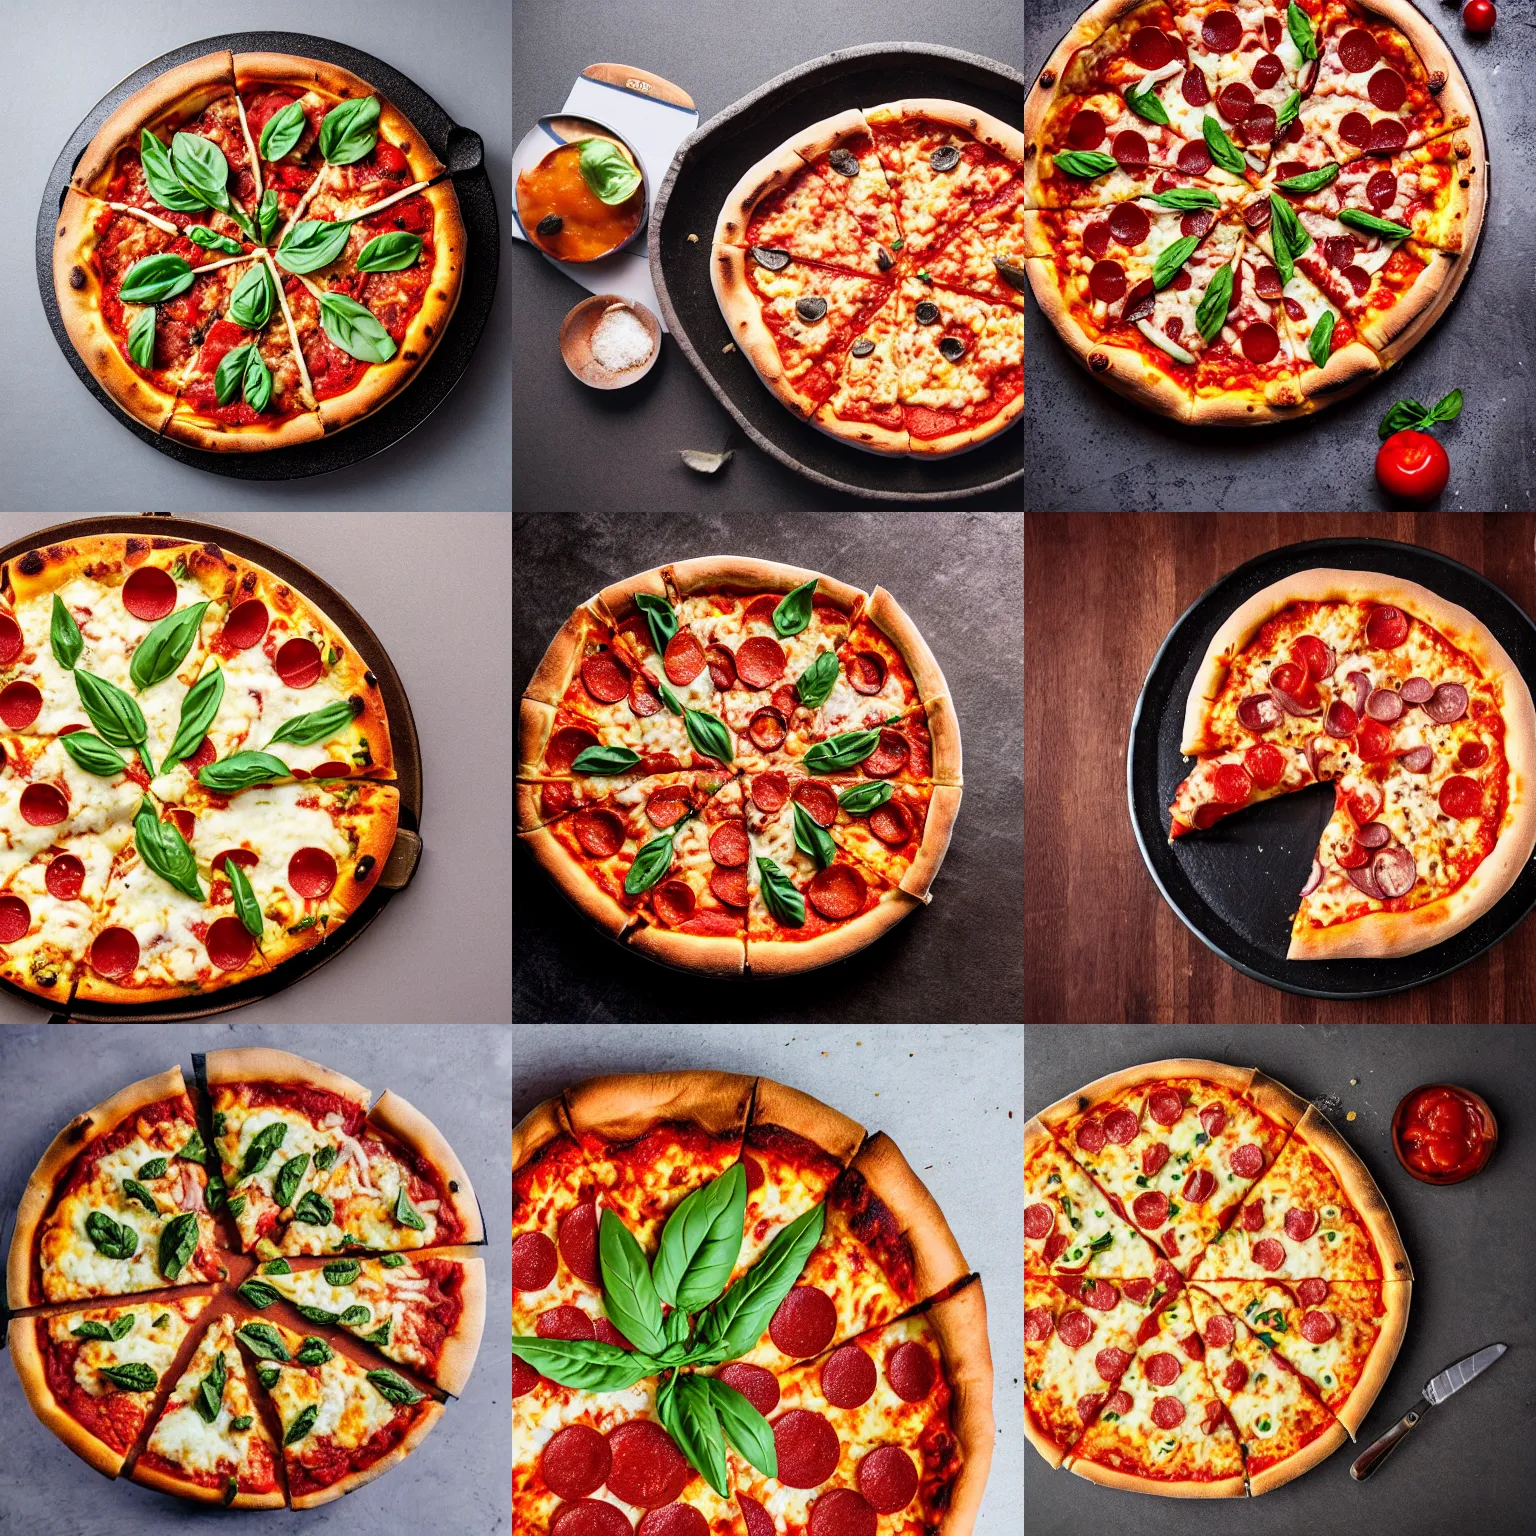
1392 1084 1497 1184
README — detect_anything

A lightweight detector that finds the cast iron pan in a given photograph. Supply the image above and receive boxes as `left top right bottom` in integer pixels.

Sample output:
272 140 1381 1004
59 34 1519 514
35 31 499 481
650 42 1023 503
1128 537 1536 999
0 514 422 1022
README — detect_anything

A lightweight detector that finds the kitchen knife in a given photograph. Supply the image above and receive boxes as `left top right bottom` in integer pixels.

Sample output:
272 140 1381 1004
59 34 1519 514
1351 1343 1506 1480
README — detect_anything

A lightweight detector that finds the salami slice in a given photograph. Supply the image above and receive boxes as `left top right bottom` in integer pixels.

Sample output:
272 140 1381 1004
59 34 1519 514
1055 1310 1095 1349
557 1201 601 1285
511 1232 558 1291
705 643 737 689
770 1286 838 1359
552 1500 632 1536
663 631 706 686
709 822 750 868
856 1447 919 1515
581 652 630 703
1103 1108 1139 1144
1024 1306 1056 1342
1202 1311 1235 1349
629 673 663 716
1238 1201 1264 1232
717 1362 780 1417
545 725 598 773
1284 1207 1318 1240
792 780 838 827
1251 1237 1286 1271
651 879 696 926
1199 1102 1228 1137
1300 1309 1338 1343
846 651 887 695
541 1424 612 1500
1295 1277 1329 1307
861 729 910 779
1144 1352 1182 1388
735 635 787 689
772 1410 841 1488
1024 1202 1055 1240
1075 1120 1107 1154
1079 1279 1118 1311
1131 1190 1170 1229
1182 1168 1216 1203
809 1487 878 1536
1221 1361 1249 1393
606 1419 692 1508
1151 1396 1186 1429
868 800 914 846
752 771 789 812
1094 1346 1132 1382
710 867 749 908
1142 1142 1170 1176
1229 1143 1264 1178
1147 1088 1184 1126
646 786 693 828
535 1306 595 1341
807 864 866 920
749 707 788 751
886 1341 937 1403
573 809 625 858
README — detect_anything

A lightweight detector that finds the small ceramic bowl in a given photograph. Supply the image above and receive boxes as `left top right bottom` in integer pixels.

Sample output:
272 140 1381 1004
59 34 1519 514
517 117 648 263
1391 1083 1497 1185
560 295 662 389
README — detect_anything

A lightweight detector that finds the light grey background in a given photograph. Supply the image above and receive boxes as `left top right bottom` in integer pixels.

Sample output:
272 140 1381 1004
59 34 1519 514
512 1023 1025 1536
0 511 511 1024
1 0 510 511
1024 1025 1535 1533
0 1021 511 1532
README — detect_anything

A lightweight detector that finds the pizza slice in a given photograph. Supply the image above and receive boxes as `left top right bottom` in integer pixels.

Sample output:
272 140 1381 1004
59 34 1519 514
0 733 144 881
923 181 1028 309
7 1065 220 1308
815 284 910 453
7 1296 208 1478
133 1311 284 1507
244 1251 486 1394
1062 1285 1247 1495
235 1319 442 1510
1186 1284 1348 1495
791 108 905 255
283 118 444 231
1168 737 1331 837
1192 1278 1410 1435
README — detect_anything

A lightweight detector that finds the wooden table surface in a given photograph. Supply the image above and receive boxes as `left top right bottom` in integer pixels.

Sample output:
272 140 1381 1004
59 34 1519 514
1025 513 1536 1023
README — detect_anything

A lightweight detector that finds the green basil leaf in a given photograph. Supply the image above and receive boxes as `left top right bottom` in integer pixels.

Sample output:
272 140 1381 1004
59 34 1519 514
127 305 157 368
229 261 275 330
755 856 805 927
231 1414 254 1432
137 1157 168 1181
1269 198 1296 287
193 1350 227 1423
256 1364 280 1388
510 1336 663 1392
1379 399 1431 438
215 342 254 406
226 202 260 244
635 593 678 656
838 781 894 815
381 1253 406 1270
266 700 355 749
177 1130 207 1166
394 1185 427 1231
284 1403 319 1445
158 1212 199 1281
238 1280 282 1309
696 1201 825 1360
243 346 274 413
795 650 839 709
130 601 208 689
772 578 817 638
85 1210 138 1260
659 682 684 716
364 1318 394 1345
101 1362 159 1392
1276 90 1302 133
1124 82 1170 127
802 728 879 774
1430 388 1463 424
702 1375 778 1479
262 1258 292 1276
276 218 354 275
50 594 84 671
256 189 280 246
1053 149 1117 180
323 1260 361 1287
199 751 290 793
188 225 244 255
576 138 643 205
293 1190 333 1226
652 1164 747 1314
624 832 676 896
570 744 642 776
338 1305 371 1327
72 1315 132 1342
171 132 232 212
318 96 380 166
119 252 195 304
1278 163 1339 195
660 1373 729 1499
60 732 128 778
319 292 397 363
599 1209 667 1356
1202 116 1247 176
1338 208 1411 241
1196 263 1236 343
161 666 224 773
295 1336 334 1366
1148 188 1221 211
313 1145 338 1172
1307 310 1336 370
684 708 734 764
259 100 309 162
138 130 208 212
121 1178 161 1215
367 1368 425 1405
296 1304 341 1325
223 857 263 938
135 797 204 901
1271 193 1311 278
792 802 837 868
356 232 424 273
1287 1 1319 61
273 1154 310 1211
241 1121 288 1179
1152 235 1200 291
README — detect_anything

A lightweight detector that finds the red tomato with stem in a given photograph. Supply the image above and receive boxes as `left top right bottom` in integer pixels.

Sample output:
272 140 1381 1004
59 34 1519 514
1376 430 1450 504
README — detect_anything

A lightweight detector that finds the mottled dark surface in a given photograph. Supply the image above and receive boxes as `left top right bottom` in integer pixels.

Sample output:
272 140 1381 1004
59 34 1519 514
1026 1024 1535 1531
1023 2 1536 510
514 511 1022 1021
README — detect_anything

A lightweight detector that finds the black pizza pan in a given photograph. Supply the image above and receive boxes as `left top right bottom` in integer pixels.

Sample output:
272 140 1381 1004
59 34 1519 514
34 30 498 481
1128 538 1536 1000
649 42 1023 503
0 514 422 1023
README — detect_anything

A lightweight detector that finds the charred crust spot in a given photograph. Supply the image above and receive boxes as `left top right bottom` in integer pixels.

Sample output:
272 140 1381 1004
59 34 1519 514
404 348 421 359
354 855 376 882
201 542 225 561
449 1179 460 1193
1089 352 1111 374
150 536 184 549
1428 72 1446 93
1038 69 1057 90
1024 143 1038 163
125 537 149 556
69 266 86 290
240 571 258 594
363 670 378 687
17 551 45 577
347 694 365 718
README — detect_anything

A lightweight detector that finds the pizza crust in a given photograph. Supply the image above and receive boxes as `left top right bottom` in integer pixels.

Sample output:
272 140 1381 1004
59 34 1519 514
563 1070 756 1142
747 889 925 976
7 1314 136 1478
1069 1456 1248 1499
883 99 1024 166
1290 1107 1413 1282
901 784 963 900
517 825 634 940
748 1076 867 1166
714 140 815 250
288 1398 445 1509
1356 248 1456 352
204 1047 369 1104
710 244 823 419
667 556 867 621
1036 1057 1263 1136
846 1132 969 1301
366 1089 486 1246
924 1277 996 1536
432 1254 488 1398
512 1096 573 1175
623 920 747 977
861 587 953 711
1245 1416 1350 1497
1333 1278 1411 1439
130 1447 286 1509
516 698 560 778
163 408 325 453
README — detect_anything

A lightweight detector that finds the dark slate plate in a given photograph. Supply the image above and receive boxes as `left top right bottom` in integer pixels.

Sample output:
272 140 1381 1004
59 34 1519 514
35 30 498 481
1128 537 1536 999
649 42 1023 503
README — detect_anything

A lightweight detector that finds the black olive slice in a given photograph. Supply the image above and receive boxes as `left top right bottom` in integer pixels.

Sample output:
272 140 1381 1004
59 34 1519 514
993 256 1028 293
851 338 876 357
751 245 791 271
930 145 962 172
795 296 829 322
939 336 967 361
915 300 941 325
875 246 894 271
828 148 860 177
536 214 564 236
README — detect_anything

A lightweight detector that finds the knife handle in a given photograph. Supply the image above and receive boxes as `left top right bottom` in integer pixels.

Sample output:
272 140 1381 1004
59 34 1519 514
1350 1407 1422 1480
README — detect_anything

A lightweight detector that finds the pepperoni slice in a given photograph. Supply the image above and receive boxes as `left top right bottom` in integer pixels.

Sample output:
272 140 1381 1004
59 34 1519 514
45 853 86 901
1337 27 1381 73
887 1340 938 1402
222 599 268 650
1043 1232 1069 1264
592 1317 633 1349
1202 9 1243 52
205 916 255 972
554 1503 635 1536
808 1488 877 1536
862 729 910 779
165 808 195 844
542 1424 613 1500
212 849 259 880
1084 218 1112 260
1300 1310 1338 1343
1284 1207 1318 1240
868 800 914 846
1147 1088 1184 1126
1368 68 1407 112
792 780 838 827
749 707 787 751
846 651 887 694
537 1306 596 1341
1151 1396 1186 1429
1218 81 1254 123
1439 775 1482 819
1024 1307 1055 1342
0 681 42 730
1085 1279 1122 1312
1229 1143 1265 1178
1252 1237 1287 1271
856 1447 918 1515
1132 1190 1170 1229
717 1363 780 1417
122 565 177 620
1067 109 1106 150
1251 52 1283 90
512 1231 559 1290
1109 203 1151 247
646 786 692 828
1370 119 1407 154
19 784 68 826
1025 1202 1055 1240
1183 1168 1217 1202
771 1286 838 1359
1182 67 1212 108
1177 139 1212 174
1198 1103 1228 1139
1202 1312 1235 1349
1222 1361 1250 1394
1253 264 1284 302
1094 1346 1132 1381
1076 1120 1107 1154
1056 1309 1095 1349
820 1344 877 1408
1089 260 1127 305
606 1420 692 1508
1142 1142 1170 1176
1112 130 1150 169
0 896 31 944
773 1409 841 1488
1340 112 1376 150
1131 26 1177 69
743 594 781 625
1238 1201 1265 1232
1241 105 1278 145
1296 1277 1329 1307
572 809 625 859
663 631 706 686
1458 741 1489 769
736 1497 775 1536
628 673 663 717
807 863 866 920
274 637 324 688
1181 208 1215 240
640 1506 710 1536
708 821 749 868
512 1357 540 1399
735 635 787 689
1101 1389 1134 1420
1241 322 1281 364
288 846 338 897
651 879 696 926
0 613 22 665
558 1201 601 1285
1367 171 1399 210
1103 1108 1139 1144
581 653 630 704
704 643 737 689
752 771 789 813
1212 762 1252 805
1144 1351 1182 1388
710 867 749 908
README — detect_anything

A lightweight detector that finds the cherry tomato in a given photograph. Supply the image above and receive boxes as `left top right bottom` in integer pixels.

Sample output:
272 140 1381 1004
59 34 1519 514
1376 429 1450 503
1461 1 1496 34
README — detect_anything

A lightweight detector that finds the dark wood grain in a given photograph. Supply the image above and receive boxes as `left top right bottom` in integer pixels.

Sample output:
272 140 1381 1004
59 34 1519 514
1025 513 1536 1023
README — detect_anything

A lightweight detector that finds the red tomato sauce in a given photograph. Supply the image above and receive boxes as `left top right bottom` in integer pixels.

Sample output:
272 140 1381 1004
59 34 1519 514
1393 1084 1496 1183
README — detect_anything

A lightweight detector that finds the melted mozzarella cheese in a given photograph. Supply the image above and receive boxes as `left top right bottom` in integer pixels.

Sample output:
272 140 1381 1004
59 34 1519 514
48 1297 201 1396
267 1262 431 1373
269 1350 399 1451
146 1314 271 1478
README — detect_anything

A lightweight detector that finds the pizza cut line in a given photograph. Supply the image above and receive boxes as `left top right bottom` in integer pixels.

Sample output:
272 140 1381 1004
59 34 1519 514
1026 1057 1412 1497
1169 567 1536 961
5 1051 487 1509
1022 0 1484 423
53 50 465 449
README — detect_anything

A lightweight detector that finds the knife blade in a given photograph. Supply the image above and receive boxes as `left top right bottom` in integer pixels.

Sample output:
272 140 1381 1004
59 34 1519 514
1351 1343 1506 1480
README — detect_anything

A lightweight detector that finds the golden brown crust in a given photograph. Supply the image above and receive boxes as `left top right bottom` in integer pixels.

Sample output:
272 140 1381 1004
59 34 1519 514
1068 1457 1247 1498
746 890 925 976
517 697 559 778
709 245 822 420
861 587 952 708
667 557 867 620
563 1071 756 1142
903 384 1024 457
1246 1416 1350 1496
901 785 963 901
1357 249 1455 352
205 1047 369 1105
512 1096 574 1175
367 1089 486 1246
432 1256 487 1398
925 1277 995 1536
713 140 814 249
517 825 634 940
8 1315 132 1478
1036 1058 1259 1136
72 965 268 1008
748 1077 867 1166
592 568 669 630
1336 1279 1411 1438
523 603 613 706
622 920 747 977
886 98 1024 165
233 51 377 101
130 1452 285 1509
785 107 875 167
1244 1070 1312 1135
1296 338 1382 402
848 1132 968 1300
924 694 964 787
162 407 325 453
1290 1107 1412 1283
289 1399 445 1509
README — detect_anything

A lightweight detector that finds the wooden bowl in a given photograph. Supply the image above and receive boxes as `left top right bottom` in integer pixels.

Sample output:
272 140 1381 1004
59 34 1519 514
560 295 662 389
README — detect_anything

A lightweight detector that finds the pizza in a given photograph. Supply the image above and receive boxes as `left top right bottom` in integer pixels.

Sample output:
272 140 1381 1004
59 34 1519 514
1026 1057 1411 1497
52 50 465 449
6 1050 486 1509
517 557 962 977
0 531 401 1006
710 101 1024 456
1023 0 1484 422
514 1071 995 1535
1169 568 1536 959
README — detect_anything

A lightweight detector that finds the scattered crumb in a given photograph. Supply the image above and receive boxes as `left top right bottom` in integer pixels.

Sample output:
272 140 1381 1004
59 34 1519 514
1350 1078 1358 1086
687 232 699 243
1347 1111 1357 1121
722 343 736 353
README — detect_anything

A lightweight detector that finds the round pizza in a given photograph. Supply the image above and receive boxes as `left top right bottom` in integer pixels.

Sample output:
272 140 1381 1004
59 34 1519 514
1170 568 1536 960
6 1051 486 1509
0 531 401 1007
514 1071 995 1535
52 50 465 450
517 557 962 977
710 100 1024 456
1026 1057 1411 1497
1023 0 1484 423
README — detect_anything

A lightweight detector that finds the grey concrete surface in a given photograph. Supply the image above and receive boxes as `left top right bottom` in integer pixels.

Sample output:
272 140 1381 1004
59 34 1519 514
512 1022 1024 1536
513 0 1025 511
1023 3 1536 511
0 0 510 511
0 512 511 1024
512 511 1023 1022
1024 1024 1535 1531
0 1021 511 1532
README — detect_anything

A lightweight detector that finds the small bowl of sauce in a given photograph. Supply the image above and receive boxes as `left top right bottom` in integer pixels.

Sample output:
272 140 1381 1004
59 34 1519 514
517 124 646 263
1392 1083 1497 1184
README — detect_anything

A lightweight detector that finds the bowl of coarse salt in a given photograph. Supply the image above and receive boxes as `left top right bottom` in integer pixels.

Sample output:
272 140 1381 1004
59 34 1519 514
559 294 662 388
